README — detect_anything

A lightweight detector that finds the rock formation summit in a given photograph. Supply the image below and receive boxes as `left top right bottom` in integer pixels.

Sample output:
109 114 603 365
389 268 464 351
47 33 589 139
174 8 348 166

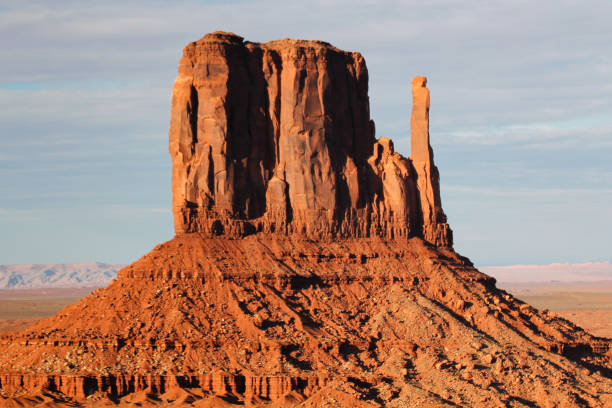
1 32 611 408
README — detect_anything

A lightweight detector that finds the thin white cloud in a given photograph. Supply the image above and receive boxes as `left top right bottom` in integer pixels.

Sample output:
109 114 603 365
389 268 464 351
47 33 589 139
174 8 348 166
437 120 612 148
445 185 612 198
0 204 170 222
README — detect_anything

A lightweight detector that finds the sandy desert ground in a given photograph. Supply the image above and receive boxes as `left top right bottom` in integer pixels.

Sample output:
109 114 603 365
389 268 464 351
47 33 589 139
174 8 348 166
499 281 612 338
1 283 610 338
0 288 94 333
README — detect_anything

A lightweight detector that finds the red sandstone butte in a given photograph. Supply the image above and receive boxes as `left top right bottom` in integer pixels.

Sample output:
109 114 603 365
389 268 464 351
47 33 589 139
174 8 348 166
0 32 611 407
169 32 451 246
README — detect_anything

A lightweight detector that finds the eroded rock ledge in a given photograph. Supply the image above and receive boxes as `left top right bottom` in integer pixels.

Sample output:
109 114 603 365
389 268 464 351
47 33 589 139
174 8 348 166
170 31 451 246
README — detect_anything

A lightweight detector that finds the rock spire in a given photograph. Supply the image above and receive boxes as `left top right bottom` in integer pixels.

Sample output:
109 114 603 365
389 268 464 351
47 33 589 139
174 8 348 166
410 76 451 246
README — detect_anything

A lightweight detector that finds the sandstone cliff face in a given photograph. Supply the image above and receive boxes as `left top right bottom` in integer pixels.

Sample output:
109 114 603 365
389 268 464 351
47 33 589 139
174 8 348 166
170 31 451 247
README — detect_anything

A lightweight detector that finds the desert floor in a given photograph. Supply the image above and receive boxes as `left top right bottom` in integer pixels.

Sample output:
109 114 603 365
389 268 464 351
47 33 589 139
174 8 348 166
0 284 610 338
499 281 612 338
0 288 94 333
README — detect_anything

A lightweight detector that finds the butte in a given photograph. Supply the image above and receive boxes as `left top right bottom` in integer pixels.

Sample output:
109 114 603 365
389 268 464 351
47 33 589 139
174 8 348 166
1 31 611 408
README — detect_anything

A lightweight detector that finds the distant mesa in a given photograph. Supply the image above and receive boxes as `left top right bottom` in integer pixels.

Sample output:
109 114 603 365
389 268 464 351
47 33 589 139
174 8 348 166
482 261 612 284
0 31 610 408
0 263 122 289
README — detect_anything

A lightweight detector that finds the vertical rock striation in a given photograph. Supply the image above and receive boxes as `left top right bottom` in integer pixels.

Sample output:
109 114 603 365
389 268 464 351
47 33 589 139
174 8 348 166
170 31 451 247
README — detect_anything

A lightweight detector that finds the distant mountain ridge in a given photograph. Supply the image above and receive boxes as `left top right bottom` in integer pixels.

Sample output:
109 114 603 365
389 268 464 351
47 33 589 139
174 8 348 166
4 261 611 289
481 261 612 283
0 263 123 289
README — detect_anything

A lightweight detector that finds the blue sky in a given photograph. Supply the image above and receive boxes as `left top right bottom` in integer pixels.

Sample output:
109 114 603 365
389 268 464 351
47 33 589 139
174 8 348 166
1 0 611 267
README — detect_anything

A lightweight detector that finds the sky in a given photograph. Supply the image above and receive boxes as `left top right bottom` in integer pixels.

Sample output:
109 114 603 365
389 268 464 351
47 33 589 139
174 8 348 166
1 0 611 267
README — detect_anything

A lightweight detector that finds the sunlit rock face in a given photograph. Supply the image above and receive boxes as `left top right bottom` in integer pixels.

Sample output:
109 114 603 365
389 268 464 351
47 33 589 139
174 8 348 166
169 31 452 247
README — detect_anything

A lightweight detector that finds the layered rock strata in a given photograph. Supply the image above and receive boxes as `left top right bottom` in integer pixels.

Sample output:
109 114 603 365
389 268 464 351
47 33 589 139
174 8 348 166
170 32 451 247
1 235 611 407
0 32 611 407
